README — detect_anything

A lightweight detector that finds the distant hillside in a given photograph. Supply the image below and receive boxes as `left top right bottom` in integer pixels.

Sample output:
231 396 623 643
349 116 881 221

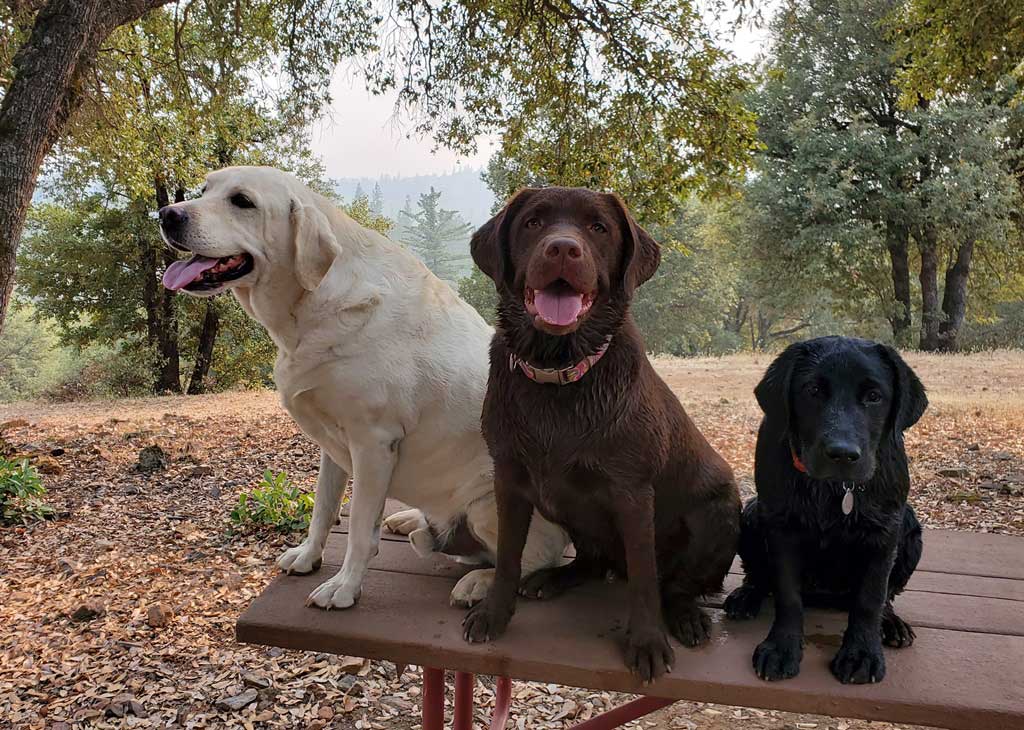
333 168 495 227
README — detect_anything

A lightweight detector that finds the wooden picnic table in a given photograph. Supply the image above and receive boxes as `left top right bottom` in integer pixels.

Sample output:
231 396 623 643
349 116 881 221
237 509 1024 730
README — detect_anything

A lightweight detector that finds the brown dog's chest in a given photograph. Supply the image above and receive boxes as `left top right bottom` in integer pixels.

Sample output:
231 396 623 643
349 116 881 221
533 464 610 525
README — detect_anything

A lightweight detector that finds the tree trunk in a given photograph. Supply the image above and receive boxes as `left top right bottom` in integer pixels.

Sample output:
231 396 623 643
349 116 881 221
937 239 974 352
187 302 219 395
153 181 181 393
885 222 913 346
138 223 161 348
0 0 171 334
918 233 941 351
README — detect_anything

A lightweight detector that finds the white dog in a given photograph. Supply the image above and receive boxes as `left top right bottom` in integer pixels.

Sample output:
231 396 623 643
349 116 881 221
159 166 567 608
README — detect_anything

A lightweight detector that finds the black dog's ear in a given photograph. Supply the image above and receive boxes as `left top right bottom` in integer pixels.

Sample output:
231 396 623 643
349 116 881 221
605 193 660 296
754 342 807 436
470 188 539 287
875 344 928 433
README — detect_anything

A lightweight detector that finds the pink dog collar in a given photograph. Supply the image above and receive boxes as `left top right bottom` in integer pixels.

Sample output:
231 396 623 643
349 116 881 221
509 337 612 385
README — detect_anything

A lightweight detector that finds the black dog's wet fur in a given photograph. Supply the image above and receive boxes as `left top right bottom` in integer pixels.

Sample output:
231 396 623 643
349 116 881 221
462 187 741 683
724 336 927 685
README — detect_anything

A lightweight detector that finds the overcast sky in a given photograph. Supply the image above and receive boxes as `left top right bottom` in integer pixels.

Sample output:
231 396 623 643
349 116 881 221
309 10 771 179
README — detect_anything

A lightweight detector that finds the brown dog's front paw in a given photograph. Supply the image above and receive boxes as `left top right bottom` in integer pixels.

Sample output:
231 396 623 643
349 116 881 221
665 598 712 647
624 627 675 684
461 598 513 643
519 563 584 600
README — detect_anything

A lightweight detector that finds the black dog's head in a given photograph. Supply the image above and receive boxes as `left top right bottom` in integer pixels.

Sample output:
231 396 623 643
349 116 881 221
470 187 659 362
755 337 927 483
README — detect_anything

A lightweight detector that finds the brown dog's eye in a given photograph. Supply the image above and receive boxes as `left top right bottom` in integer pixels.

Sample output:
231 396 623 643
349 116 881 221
231 193 256 209
525 218 541 229
864 389 883 404
590 222 607 233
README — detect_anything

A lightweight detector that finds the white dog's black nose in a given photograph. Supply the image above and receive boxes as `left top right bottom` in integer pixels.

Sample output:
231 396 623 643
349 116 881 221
159 205 188 235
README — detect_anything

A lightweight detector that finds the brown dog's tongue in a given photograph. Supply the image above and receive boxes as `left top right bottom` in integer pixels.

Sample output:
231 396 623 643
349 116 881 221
534 288 583 326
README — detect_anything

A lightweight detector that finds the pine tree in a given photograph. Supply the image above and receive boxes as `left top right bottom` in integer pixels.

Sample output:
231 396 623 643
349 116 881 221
398 187 473 283
370 183 385 215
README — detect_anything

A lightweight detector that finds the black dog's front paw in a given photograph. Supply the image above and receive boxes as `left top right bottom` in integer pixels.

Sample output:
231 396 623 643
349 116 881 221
624 626 675 684
831 637 886 684
753 636 803 681
881 609 916 648
665 597 712 647
724 583 764 620
461 597 513 644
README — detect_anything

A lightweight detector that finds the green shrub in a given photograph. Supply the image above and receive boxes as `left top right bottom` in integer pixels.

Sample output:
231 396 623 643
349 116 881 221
230 470 315 533
0 458 54 525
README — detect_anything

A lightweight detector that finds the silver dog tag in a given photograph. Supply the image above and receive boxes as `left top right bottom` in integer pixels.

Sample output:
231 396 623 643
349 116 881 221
842 487 855 516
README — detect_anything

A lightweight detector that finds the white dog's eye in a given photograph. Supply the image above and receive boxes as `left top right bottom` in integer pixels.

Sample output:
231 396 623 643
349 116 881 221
231 193 256 209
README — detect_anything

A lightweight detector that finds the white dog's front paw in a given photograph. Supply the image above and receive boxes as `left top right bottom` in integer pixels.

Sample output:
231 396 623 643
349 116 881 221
384 508 428 536
306 574 362 610
450 568 495 608
277 542 323 575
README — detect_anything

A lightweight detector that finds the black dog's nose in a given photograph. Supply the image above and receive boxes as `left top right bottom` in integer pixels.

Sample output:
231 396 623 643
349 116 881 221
825 441 862 464
544 237 582 260
158 205 188 231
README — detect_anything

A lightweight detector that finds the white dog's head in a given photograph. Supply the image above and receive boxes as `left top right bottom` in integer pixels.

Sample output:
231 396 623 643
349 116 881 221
158 166 341 297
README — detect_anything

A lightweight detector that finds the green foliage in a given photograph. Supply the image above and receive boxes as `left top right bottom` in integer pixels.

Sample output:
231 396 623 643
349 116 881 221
416 1 757 222
0 458 53 526
891 0 1024 104
458 268 499 326
399 188 473 283
230 470 315 533
0 301 74 401
745 0 1023 349
344 192 394 236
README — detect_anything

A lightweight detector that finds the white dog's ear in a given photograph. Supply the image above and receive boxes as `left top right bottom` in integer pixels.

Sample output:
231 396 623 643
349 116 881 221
291 202 342 291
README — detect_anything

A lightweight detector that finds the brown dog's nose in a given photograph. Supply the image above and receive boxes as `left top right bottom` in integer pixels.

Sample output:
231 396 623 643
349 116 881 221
544 237 583 260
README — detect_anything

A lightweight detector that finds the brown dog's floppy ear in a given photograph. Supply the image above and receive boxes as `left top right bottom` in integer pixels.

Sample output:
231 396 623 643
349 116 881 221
291 201 342 291
606 193 660 296
875 344 928 435
754 341 807 438
470 188 538 287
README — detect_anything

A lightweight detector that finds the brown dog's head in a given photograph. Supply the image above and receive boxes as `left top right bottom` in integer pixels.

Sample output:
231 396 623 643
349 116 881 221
471 187 659 359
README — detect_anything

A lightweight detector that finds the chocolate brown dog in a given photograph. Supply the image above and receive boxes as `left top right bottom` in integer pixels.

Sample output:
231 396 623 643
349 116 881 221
461 186 741 682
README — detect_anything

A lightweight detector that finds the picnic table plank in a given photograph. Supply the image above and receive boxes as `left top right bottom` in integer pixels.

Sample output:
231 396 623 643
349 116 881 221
323 533 1024 603
333 518 1024 581
237 565 1024 730
317 536 1024 637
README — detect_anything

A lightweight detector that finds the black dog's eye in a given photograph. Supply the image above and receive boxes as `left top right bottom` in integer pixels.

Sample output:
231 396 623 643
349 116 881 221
808 383 823 397
231 193 256 209
525 217 542 229
590 222 608 233
864 389 883 405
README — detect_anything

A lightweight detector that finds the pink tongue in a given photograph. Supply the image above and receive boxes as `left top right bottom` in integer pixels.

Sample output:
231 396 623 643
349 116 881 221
534 288 584 326
163 256 218 291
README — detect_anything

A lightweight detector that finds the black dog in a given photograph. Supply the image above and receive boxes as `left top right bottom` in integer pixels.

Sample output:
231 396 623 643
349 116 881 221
724 336 926 684
461 187 741 682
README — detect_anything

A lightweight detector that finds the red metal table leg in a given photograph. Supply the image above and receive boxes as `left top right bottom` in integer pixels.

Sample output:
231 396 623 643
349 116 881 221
489 675 512 730
422 667 445 730
569 696 676 729
454 671 476 730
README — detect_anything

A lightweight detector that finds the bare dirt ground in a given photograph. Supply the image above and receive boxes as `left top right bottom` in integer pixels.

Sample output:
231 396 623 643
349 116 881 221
1 351 1022 729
